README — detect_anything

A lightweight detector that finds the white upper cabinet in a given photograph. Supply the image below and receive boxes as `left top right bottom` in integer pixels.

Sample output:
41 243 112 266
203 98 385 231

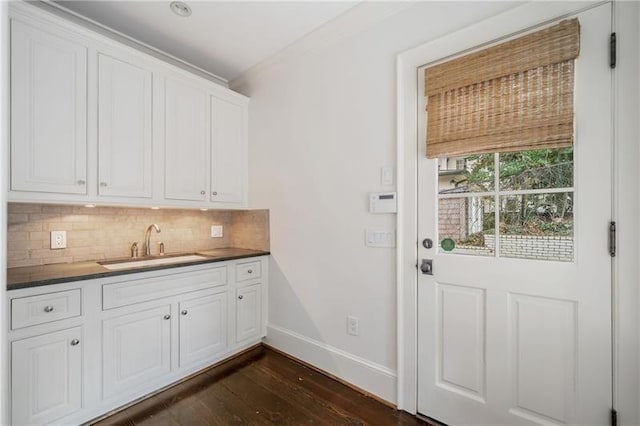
11 19 87 194
9 3 249 208
97 53 153 198
164 76 209 202
211 96 248 204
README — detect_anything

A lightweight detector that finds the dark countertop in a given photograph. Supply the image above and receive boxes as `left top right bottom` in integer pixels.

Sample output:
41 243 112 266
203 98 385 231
7 248 270 291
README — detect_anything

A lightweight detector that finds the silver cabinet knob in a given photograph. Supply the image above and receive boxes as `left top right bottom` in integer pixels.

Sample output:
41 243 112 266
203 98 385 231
70 339 80 346
200 190 205 195
77 179 85 185
181 310 188 315
211 191 218 196
100 182 107 187
164 314 171 320
44 305 54 313
238 295 243 300
247 269 253 274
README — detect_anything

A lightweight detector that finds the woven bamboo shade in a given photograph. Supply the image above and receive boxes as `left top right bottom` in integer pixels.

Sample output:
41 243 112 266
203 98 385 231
425 19 580 159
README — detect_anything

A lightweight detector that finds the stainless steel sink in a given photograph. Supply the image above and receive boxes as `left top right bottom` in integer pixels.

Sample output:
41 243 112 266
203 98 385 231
99 254 210 271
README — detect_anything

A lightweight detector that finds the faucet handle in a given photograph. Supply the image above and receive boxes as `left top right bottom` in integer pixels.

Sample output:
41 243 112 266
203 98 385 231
131 242 139 258
159 242 165 256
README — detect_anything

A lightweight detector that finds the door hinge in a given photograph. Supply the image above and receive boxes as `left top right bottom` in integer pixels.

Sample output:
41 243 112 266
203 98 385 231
611 408 618 426
609 221 616 257
610 32 617 69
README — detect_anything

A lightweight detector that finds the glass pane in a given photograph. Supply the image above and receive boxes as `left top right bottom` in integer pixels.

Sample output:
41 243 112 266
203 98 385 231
438 154 494 194
498 148 573 191
438 196 495 256
499 192 574 261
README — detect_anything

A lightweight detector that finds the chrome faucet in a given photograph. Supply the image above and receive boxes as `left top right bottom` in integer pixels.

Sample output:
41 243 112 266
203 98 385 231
144 224 161 256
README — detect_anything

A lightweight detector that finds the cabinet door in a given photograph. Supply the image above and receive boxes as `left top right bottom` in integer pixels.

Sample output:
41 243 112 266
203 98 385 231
102 305 171 398
236 284 262 343
164 77 208 201
210 96 247 204
12 327 82 425
179 292 227 368
11 20 87 194
98 53 153 198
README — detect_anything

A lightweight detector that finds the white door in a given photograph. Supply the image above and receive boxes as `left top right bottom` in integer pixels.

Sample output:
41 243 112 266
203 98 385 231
210 95 247 204
417 5 612 426
102 305 171 398
164 76 209 201
236 284 261 343
11 19 87 194
11 327 82 425
97 53 153 198
179 292 227 368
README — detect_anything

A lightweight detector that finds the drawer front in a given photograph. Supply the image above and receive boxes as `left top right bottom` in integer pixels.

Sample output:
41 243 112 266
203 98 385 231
12 289 82 330
236 260 262 282
103 266 227 310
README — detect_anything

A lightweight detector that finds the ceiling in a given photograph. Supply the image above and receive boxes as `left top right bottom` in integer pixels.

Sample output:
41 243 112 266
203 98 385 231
54 1 359 82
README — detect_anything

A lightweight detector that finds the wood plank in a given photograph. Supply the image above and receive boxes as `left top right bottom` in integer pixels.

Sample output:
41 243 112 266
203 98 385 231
91 346 427 426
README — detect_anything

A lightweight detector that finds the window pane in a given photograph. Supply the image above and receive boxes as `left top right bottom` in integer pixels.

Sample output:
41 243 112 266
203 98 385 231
438 196 495 257
498 148 573 191
499 193 574 261
438 154 495 194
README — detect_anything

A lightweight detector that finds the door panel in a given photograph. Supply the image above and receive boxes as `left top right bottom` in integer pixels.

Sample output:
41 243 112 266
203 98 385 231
102 305 171 398
417 5 611 425
11 20 87 194
11 327 82 425
164 77 208 201
179 292 227 367
210 96 246 204
98 53 153 198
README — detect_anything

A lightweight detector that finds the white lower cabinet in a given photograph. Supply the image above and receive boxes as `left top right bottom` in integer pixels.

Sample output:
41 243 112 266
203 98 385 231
8 256 267 425
11 327 83 425
179 292 227 368
236 284 262 343
102 305 172 398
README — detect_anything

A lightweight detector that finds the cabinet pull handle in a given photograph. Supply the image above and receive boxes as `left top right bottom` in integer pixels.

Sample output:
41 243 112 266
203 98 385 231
100 182 107 187
44 305 54 313
200 190 205 195
238 295 243 300
70 339 80 346
181 310 188 315
247 269 253 274
164 314 171 320
211 191 218 196
77 179 85 185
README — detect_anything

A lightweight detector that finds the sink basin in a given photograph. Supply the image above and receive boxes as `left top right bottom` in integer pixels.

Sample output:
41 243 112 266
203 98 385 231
99 254 210 271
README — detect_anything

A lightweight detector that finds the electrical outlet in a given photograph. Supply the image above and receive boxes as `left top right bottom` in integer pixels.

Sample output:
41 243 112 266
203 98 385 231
50 231 67 249
347 315 359 336
211 225 223 238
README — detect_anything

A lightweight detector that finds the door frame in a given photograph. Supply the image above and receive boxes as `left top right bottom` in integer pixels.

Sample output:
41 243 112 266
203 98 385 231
395 0 628 416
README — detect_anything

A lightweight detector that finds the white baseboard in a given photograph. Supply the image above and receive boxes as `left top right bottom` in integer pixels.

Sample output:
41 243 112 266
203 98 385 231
265 324 397 404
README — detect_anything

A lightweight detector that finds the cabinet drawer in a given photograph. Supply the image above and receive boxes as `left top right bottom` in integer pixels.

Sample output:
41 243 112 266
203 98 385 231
12 289 81 330
103 266 227 310
236 260 261 282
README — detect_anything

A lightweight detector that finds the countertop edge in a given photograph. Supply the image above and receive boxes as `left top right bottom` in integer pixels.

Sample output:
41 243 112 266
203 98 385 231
8 250 270 291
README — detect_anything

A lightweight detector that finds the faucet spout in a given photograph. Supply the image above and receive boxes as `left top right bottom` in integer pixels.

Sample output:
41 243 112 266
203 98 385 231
144 224 161 256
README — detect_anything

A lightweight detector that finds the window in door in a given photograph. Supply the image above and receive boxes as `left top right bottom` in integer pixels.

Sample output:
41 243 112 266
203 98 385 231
426 19 579 262
436 148 574 261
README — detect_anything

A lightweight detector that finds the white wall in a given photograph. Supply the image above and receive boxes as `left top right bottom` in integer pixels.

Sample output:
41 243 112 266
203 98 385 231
232 1 521 403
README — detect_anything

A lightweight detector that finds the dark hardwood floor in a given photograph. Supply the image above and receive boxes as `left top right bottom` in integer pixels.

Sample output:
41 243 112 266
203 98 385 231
92 345 429 426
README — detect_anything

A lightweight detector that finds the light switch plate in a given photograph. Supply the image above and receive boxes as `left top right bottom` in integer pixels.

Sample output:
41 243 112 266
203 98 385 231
211 225 223 238
365 229 395 248
381 166 393 185
50 231 67 249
